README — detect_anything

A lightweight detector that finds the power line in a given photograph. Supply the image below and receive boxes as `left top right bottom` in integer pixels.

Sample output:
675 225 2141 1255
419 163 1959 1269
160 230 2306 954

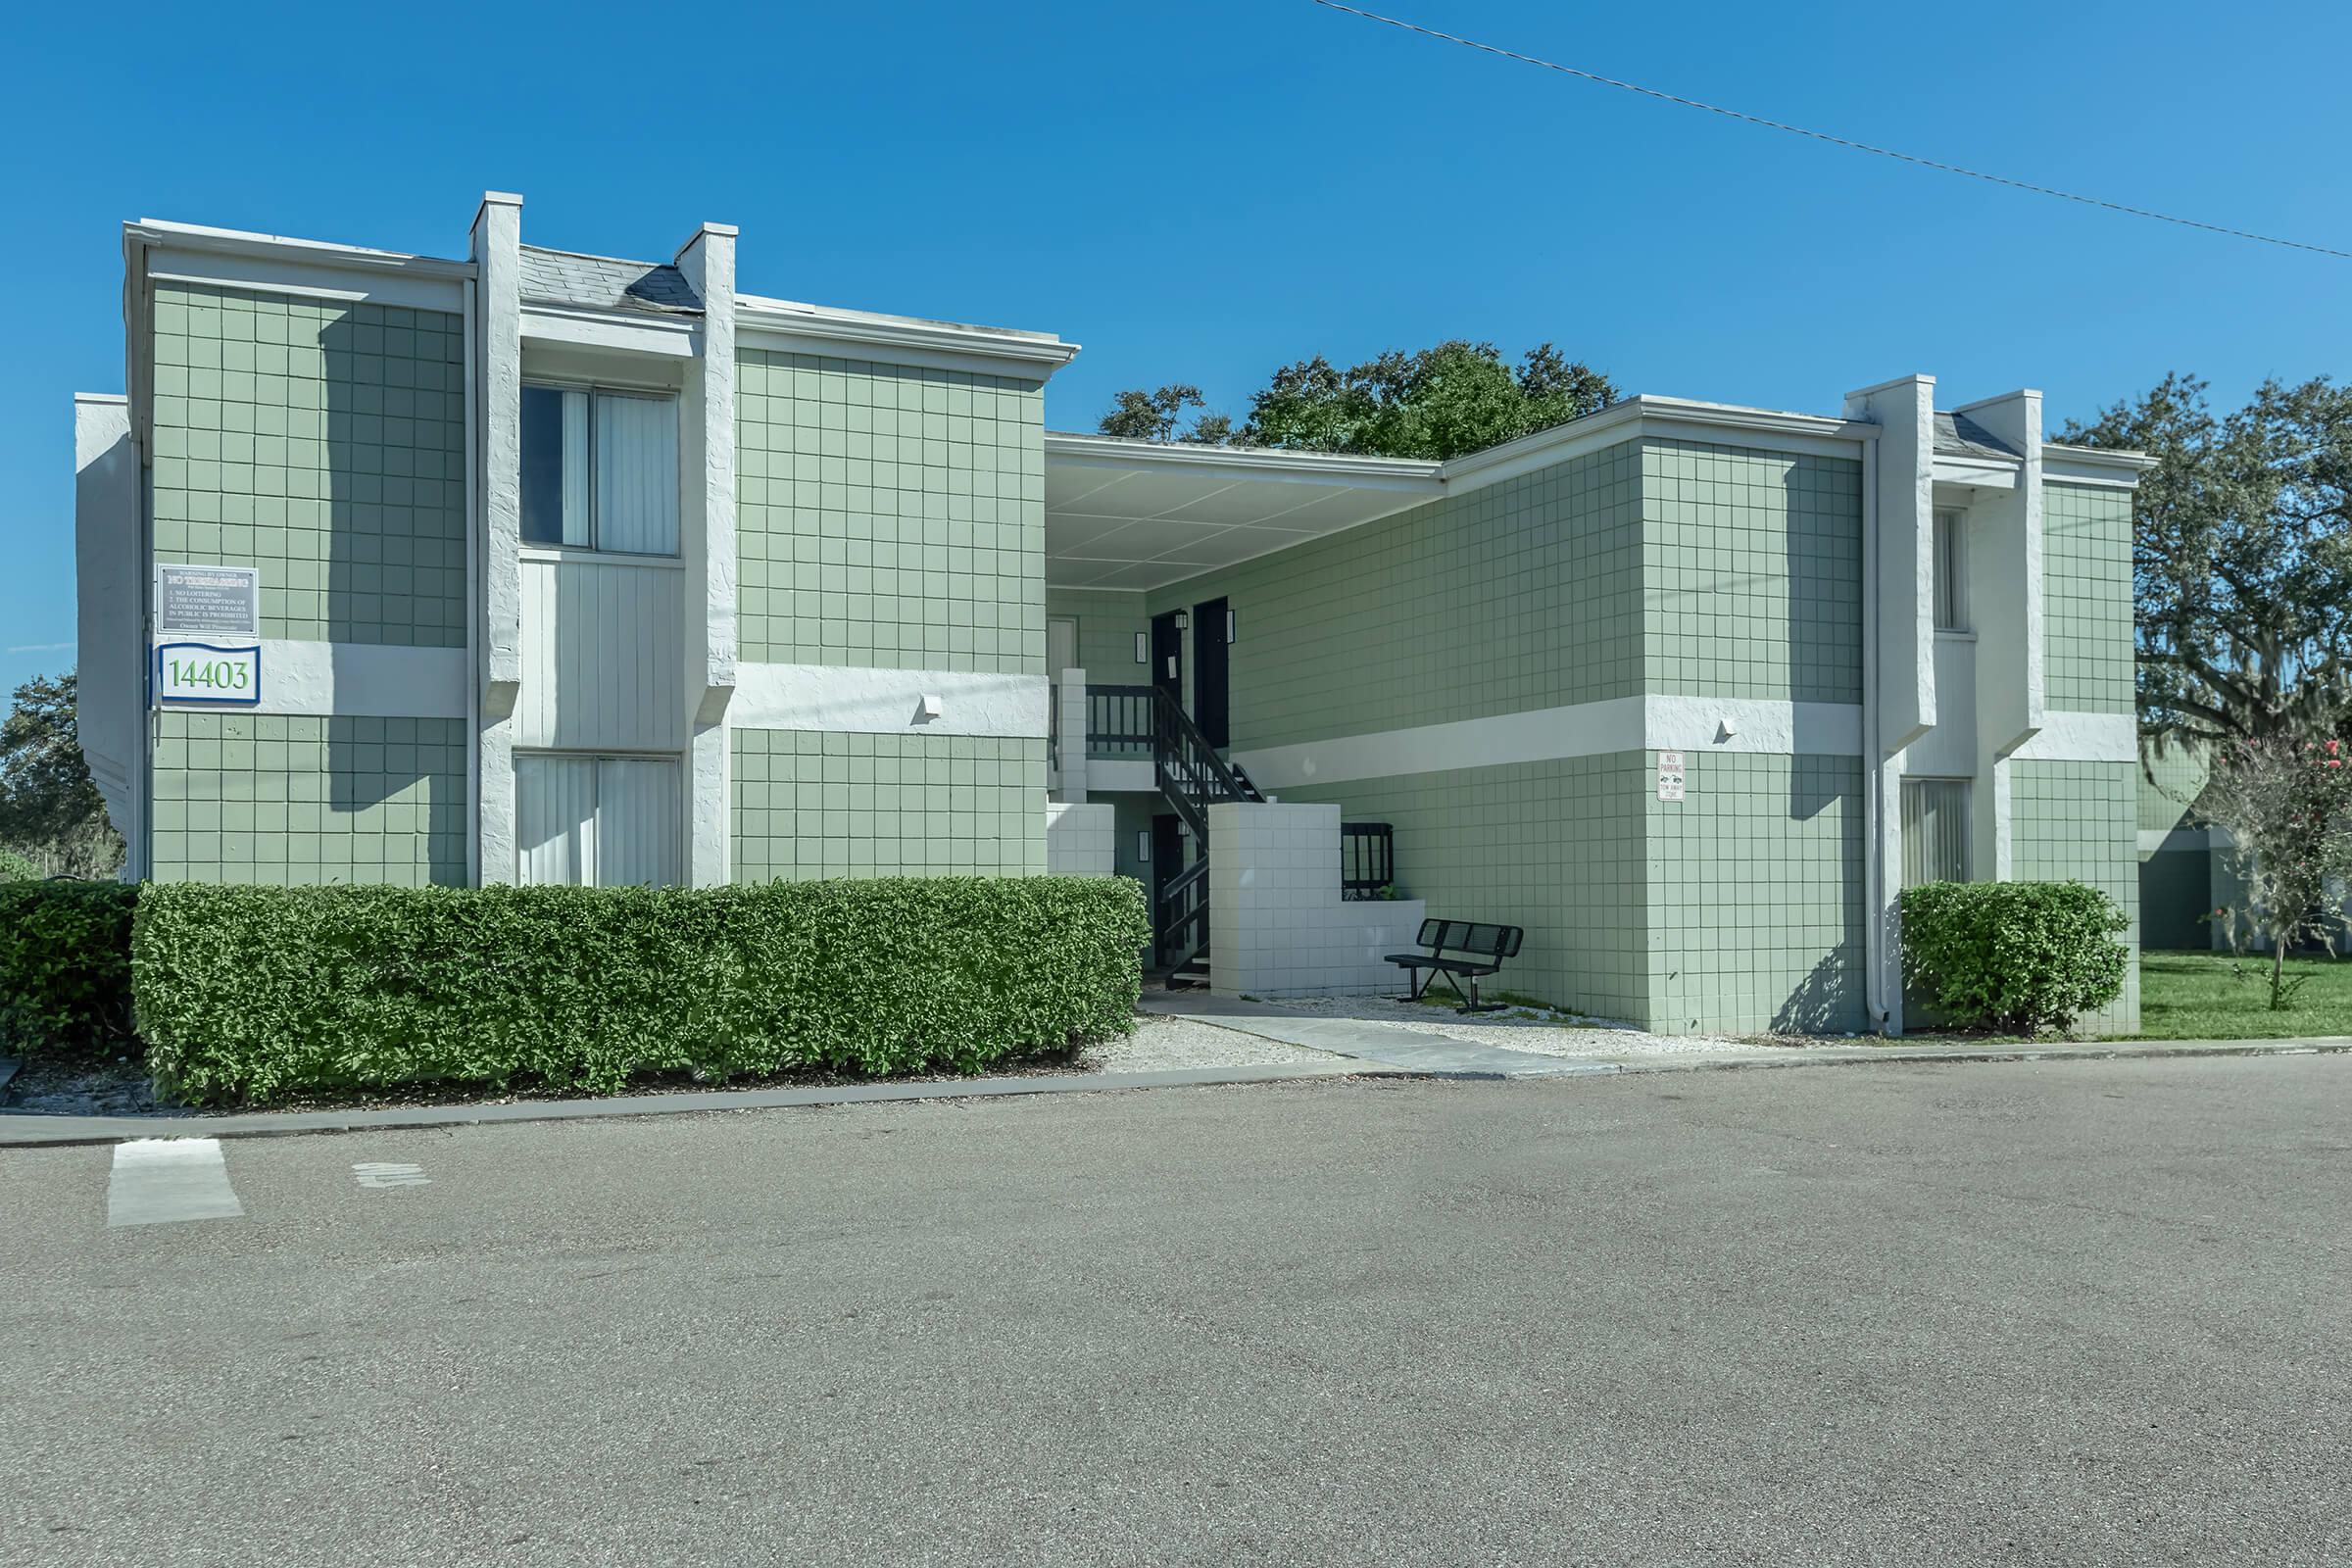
1306 0 2352 262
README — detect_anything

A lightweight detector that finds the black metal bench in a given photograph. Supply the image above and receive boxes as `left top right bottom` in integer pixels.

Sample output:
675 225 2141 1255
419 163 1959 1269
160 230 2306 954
1385 919 1524 1013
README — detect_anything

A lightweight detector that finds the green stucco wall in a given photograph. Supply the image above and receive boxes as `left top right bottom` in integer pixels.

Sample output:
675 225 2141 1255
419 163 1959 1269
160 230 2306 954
1045 588 1149 679
736 351 1044 674
2011 760 2141 1031
1145 441 1647 749
1645 754 1867 1034
1642 439 1864 704
150 712 467 885
1279 754 1651 1022
2043 482 2135 714
150 283 467 648
730 729 1045 881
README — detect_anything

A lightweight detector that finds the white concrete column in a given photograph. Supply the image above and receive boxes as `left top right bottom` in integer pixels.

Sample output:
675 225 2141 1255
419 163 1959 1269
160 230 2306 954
1844 373 1937 753
470 192 524 884
1955 387 2045 882
674 220 739 887
74 394 144 879
1054 665 1089 803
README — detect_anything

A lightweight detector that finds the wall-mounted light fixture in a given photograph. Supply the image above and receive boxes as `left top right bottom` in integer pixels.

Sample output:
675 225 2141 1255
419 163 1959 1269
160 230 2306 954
1133 631 1148 663
1225 608 1238 644
1172 610 1190 632
1136 830 1152 863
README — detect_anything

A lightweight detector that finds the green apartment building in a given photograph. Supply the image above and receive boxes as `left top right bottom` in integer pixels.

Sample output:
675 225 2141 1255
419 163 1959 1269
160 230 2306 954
74 196 2152 1034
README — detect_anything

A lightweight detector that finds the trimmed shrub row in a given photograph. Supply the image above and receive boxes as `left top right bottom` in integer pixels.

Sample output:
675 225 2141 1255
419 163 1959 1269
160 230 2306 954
1900 879 2129 1033
132 876 1150 1105
0 881 139 1056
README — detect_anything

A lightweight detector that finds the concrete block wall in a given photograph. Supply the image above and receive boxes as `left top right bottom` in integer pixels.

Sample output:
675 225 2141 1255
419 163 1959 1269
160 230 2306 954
1045 802 1115 875
1207 803 1427 1000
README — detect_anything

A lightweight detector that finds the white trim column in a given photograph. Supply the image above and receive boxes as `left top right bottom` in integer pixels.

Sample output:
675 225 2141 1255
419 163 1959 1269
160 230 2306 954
675 220 738 886
470 192 524 884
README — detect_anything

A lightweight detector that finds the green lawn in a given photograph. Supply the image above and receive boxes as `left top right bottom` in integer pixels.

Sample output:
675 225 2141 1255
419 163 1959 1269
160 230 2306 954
2132 949 2352 1040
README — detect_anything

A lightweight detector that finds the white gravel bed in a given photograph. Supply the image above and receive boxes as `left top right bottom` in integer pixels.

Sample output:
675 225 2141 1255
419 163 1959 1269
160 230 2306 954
1081 1014 1352 1073
1258 994 1788 1058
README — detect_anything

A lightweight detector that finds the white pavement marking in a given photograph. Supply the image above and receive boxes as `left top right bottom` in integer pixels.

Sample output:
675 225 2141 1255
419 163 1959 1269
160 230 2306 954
352 1162 430 1189
106 1139 244 1228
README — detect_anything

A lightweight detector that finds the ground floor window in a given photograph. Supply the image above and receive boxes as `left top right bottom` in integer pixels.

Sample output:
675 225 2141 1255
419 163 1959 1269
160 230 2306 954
515 754 683 887
1900 777 1972 887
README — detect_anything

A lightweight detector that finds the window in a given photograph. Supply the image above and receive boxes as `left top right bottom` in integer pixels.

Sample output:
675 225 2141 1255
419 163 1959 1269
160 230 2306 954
515 754 683 886
1932 509 1968 631
1900 778 1971 887
520 385 680 555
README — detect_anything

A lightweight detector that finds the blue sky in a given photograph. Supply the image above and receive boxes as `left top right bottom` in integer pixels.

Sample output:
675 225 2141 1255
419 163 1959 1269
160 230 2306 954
6 0 2349 697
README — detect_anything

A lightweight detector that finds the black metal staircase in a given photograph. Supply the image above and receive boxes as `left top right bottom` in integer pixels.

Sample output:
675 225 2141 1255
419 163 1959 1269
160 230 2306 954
1085 684 1261 987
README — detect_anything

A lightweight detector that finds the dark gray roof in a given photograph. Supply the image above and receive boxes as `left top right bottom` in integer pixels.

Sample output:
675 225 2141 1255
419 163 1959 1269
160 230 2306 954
1933 411 2020 461
517 245 702 316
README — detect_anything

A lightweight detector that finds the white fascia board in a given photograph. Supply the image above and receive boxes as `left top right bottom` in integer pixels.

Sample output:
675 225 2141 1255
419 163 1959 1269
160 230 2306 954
1931 455 2020 489
519 303 698 359
1043 432 1443 489
2042 445 2156 488
128 219 471 313
737 294 1078 382
1438 396 1876 496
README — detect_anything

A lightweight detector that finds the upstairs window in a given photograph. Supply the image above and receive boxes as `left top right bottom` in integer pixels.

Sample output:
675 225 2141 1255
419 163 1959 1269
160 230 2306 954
521 385 679 555
1932 509 1968 631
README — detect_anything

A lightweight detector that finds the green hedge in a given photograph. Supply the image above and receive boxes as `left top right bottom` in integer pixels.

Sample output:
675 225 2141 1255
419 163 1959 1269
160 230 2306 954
0 846 38 882
132 876 1151 1105
0 881 139 1056
1900 879 2129 1033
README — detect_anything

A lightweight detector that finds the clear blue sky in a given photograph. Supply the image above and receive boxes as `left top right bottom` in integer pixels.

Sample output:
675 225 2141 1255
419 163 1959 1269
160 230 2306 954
7 0 2349 697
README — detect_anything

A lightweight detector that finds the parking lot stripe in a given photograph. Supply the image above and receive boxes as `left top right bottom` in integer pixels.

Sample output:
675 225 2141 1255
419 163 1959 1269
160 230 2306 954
106 1138 245 1228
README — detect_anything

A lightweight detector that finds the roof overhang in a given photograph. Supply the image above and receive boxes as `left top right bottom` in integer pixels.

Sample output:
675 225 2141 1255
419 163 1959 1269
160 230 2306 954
738 293 1078 382
1044 434 1443 590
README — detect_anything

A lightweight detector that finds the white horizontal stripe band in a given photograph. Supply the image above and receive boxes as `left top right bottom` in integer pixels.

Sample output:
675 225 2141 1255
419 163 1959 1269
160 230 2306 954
2003 710 2137 764
1230 697 1864 790
156 640 469 720
732 662 1048 739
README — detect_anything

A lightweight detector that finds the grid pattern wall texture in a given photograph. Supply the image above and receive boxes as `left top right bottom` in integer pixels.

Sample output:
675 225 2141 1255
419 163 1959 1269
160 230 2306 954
149 283 466 647
1643 753 1867 1034
150 712 467 885
736 351 1045 674
1641 440 1864 704
1278 752 1651 1022
2137 739 2210 832
1144 442 1647 749
1045 589 1149 679
2043 483 2136 714
2009 759 2141 1033
730 729 1046 881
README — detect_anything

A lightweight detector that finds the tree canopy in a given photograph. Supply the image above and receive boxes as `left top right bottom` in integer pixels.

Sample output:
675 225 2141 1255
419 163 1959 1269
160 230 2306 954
2063 373 2352 744
0 671 123 878
1098 341 1616 463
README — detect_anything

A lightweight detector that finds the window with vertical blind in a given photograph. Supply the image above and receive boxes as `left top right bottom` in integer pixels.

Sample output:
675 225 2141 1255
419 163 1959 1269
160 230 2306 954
1932 509 1968 632
519 384 679 555
515 755 683 887
1900 778 1972 887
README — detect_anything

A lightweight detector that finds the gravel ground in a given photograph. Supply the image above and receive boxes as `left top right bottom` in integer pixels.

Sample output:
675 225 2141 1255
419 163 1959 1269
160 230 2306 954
1081 1013 1350 1072
1260 993 1792 1058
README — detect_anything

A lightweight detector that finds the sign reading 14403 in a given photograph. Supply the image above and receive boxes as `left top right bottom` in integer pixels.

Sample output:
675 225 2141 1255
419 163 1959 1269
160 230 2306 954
156 643 262 707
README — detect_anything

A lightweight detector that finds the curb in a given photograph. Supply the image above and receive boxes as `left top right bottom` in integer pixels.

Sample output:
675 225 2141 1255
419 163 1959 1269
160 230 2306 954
1 1038 2345 1150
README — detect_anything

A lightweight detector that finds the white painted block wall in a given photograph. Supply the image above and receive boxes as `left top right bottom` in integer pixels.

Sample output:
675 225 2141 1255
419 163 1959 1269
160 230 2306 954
1206 802 1427 999
1046 802 1116 876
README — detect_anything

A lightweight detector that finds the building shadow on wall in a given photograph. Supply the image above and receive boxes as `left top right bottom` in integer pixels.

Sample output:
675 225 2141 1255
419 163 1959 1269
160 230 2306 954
317 307 452 866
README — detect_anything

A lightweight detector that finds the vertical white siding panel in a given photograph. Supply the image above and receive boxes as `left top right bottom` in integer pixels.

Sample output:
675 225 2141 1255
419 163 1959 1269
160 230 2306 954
516 557 685 751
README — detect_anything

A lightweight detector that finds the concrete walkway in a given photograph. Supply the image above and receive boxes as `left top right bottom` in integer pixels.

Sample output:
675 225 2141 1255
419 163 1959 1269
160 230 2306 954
1140 990 1627 1077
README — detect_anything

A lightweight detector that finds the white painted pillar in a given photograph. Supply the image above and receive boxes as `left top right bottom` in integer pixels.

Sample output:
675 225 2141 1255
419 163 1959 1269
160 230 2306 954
674 220 739 887
1054 665 1089 803
74 394 144 879
470 192 524 885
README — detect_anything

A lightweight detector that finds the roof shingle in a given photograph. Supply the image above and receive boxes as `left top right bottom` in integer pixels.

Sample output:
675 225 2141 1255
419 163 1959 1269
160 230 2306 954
517 245 702 316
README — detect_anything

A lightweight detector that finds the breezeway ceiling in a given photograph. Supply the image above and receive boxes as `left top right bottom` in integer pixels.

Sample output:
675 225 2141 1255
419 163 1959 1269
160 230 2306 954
1043 433 1443 590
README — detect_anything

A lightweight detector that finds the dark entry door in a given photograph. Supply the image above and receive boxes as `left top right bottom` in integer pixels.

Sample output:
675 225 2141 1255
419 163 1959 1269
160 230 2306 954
1192 597 1230 749
1150 611 1183 699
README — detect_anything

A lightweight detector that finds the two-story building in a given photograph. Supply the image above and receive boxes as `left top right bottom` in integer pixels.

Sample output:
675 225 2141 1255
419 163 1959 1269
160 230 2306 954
74 194 2152 1033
